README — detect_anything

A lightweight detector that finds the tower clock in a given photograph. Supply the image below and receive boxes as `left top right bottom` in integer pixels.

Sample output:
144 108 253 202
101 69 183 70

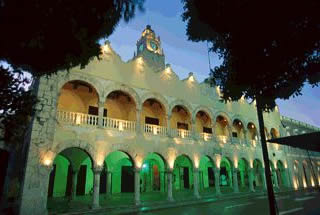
136 25 165 71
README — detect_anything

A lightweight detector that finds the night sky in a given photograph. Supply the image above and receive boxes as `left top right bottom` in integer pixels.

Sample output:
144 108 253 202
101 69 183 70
106 0 320 128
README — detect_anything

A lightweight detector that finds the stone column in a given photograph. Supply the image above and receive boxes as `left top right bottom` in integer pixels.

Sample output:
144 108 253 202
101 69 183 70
107 171 112 195
91 167 102 209
167 114 173 137
134 168 141 205
248 168 255 192
136 108 141 134
285 168 291 188
193 169 200 199
98 101 105 127
261 168 267 191
229 170 233 188
191 119 198 140
240 170 245 187
273 171 279 188
166 170 174 202
19 158 53 215
233 168 239 193
214 168 221 195
71 170 79 199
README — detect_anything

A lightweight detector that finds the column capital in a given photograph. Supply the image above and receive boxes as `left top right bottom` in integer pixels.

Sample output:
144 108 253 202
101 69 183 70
134 167 141 173
72 169 80 175
98 101 105 107
92 166 104 174
214 167 221 172
233 167 239 173
165 168 174 174
40 164 54 175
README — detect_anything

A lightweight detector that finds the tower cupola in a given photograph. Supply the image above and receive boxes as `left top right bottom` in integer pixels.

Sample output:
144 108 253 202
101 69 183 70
136 25 165 71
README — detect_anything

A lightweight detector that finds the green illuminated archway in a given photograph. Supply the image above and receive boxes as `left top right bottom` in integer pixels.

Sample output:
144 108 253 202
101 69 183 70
220 157 233 192
47 147 94 208
253 159 264 190
140 153 166 192
173 155 193 190
199 156 215 190
269 160 277 187
238 158 249 191
105 151 134 194
276 160 287 187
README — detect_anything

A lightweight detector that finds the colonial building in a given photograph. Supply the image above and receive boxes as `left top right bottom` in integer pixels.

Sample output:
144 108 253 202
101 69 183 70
18 25 320 215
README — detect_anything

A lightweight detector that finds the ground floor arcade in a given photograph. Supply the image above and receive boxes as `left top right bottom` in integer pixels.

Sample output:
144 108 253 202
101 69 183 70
44 147 304 213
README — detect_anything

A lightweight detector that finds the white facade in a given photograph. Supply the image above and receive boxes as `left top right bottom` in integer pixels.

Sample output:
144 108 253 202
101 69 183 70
18 25 320 215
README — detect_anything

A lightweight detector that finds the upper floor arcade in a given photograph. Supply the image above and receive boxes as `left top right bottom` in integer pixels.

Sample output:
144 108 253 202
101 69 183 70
55 79 284 149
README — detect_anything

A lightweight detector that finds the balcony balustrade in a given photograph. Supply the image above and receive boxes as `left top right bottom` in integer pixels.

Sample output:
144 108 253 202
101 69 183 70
231 137 246 145
200 132 213 141
57 110 99 126
177 129 191 139
102 117 136 132
144 124 167 136
216 135 228 143
56 110 264 148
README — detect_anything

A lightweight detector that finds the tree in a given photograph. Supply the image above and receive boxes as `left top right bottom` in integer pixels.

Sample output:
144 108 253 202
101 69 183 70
0 66 35 144
0 0 144 143
182 0 320 214
0 0 145 76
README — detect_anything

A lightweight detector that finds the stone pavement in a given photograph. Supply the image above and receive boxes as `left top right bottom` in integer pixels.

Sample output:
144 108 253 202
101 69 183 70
47 186 294 215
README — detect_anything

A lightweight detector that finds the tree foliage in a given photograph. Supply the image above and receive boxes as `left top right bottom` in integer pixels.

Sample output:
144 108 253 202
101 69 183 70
182 0 320 110
0 0 144 76
0 0 144 144
0 66 36 143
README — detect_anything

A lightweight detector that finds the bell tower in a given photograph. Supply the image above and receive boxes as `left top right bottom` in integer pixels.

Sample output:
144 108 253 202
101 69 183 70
136 25 165 71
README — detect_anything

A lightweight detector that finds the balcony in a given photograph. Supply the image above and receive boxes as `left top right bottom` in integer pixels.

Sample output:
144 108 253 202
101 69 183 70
57 110 99 126
144 124 167 136
103 117 136 132
217 135 228 143
200 132 213 141
231 137 246 145
56 111 268 148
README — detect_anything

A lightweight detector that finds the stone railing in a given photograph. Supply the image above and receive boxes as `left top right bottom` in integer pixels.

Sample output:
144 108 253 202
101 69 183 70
216 135 228 143
172 129 191 139
102 117 136 132
57 110 99 126
200 132 213 141
144 124 167 136
231 137 246 145
281 115 320 131
248 139 258 147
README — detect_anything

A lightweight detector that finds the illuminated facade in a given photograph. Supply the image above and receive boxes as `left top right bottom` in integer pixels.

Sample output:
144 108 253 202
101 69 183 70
18 25 320 215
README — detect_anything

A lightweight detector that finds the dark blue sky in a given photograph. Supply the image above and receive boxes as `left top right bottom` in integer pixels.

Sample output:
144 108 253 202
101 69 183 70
107 0 320 127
